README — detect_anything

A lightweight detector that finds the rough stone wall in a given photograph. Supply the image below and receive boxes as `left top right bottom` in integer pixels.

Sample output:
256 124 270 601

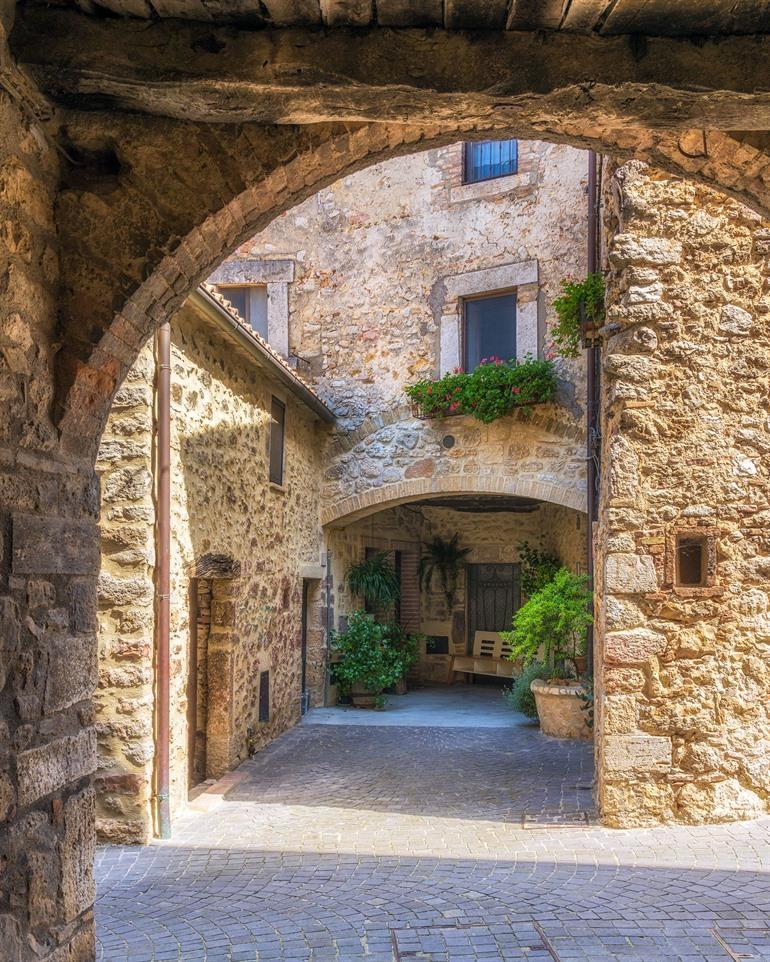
0 80 97 960
230 140 588 432
95 350 155 843
596 162 770 826
96 298 327 841
328 499 586 690
322 407 586 525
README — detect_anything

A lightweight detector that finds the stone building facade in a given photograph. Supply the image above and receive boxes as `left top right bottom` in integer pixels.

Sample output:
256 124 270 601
596 163 770 825
96 289 331 842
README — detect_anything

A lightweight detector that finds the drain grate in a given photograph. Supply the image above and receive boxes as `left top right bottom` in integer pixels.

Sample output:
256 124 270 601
520 810 592 828
391 923 554 960
711 925 770 961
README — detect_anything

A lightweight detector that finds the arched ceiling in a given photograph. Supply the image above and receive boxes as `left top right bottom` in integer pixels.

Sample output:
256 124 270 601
20 0 770 34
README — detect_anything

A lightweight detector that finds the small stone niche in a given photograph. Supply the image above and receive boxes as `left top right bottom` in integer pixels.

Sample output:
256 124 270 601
664 526 720 596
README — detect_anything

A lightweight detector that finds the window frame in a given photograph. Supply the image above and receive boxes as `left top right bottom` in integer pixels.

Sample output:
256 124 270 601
463 139 519 185
462 288 518 373
269 395 286 487
215 283 268 339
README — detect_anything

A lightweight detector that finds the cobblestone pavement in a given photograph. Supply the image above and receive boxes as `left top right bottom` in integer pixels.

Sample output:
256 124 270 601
96 702 770 962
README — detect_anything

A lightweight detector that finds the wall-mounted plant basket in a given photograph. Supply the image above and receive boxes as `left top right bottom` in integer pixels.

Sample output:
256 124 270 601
579 299 602 349
405 357 556 425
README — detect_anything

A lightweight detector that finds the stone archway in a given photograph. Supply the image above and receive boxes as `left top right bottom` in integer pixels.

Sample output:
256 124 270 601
4 4 770 957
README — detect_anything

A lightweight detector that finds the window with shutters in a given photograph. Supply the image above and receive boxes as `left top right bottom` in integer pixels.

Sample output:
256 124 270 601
463 139 518 184
269 397 285 486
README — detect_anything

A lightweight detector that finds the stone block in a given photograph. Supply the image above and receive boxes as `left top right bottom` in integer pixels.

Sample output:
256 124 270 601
59 787 95 920
676 778 765 824
45 635 98 712
718 303 752 335
12 514 99 576
602 694 638 734
610 235 682 267
17 729 97 808
604 552 658 594
605 627 667 665
603 734 672 776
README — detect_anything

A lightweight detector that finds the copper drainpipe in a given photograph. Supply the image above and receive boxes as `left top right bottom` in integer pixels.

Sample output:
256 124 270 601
586 151 600 677
154 321 172 839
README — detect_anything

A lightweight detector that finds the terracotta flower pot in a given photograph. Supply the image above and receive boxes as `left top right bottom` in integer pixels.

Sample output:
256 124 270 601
530 679 591 739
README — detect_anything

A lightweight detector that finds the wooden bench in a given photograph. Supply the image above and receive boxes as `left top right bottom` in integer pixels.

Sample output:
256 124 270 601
450 631 517 681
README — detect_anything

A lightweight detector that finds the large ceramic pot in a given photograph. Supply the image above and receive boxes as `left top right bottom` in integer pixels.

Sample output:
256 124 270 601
530 679 591 739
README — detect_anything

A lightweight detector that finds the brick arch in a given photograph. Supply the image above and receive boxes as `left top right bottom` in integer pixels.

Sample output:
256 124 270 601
55 121 770 462
323 475 586 527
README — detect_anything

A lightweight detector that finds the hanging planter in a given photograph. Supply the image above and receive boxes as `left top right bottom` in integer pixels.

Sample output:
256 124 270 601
405 356 556 424
551 273 605 357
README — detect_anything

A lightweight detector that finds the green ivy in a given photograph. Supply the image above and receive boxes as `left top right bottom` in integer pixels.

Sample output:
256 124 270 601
551 273 605 359
404 356 556 424
517 540 561 598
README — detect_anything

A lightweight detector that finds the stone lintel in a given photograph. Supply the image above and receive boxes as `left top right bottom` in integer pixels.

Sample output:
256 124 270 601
208 257 295 285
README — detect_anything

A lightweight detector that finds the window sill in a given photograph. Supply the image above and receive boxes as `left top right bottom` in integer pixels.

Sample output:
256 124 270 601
269 481 288 494
449 171 536 204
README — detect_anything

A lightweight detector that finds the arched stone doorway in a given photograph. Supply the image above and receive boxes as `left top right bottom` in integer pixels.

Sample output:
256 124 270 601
3 4 770 957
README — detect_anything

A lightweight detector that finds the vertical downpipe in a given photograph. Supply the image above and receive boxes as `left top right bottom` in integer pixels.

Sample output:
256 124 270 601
586 151 600 677
155 322 172 839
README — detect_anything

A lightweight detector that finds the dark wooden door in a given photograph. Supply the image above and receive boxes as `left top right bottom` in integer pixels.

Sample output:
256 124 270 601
466 563 521 654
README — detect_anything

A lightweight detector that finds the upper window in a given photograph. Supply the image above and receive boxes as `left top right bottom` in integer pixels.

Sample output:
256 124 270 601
269 396 286 486
463 291 517 372
215 284 268 340
463 139 518 184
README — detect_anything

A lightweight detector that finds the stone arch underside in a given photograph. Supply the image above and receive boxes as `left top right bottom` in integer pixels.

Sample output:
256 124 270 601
21 14 770 461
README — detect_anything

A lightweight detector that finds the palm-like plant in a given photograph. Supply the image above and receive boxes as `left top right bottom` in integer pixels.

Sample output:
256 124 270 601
346 552 400 608
419 533 471 609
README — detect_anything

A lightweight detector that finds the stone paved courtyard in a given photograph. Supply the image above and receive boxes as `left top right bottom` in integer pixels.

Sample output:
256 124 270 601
96 688 770 961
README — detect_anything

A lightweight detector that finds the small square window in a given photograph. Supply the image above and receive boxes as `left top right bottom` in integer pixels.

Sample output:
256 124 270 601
676 535 707 587
463 139 518 184
269 397 285 486
463 291 517 372
215 284 268 339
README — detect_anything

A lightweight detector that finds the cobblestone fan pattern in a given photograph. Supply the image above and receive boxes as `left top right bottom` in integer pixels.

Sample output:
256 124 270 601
95 723 770 961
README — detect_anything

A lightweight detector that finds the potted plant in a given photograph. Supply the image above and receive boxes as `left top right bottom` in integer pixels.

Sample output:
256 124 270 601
346 552 400 610
331 610 405 709
503 568 593 738
419 533 471 610
551 273 605 356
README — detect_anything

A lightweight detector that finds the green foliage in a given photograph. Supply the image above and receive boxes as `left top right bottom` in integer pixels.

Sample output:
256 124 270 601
551 273 605 359
346 552 400 608
419 533 471 609
405 356 557 424
504 662 551 719
518 540 561 597
383 623 421 676
503 568 593 676
331 611 407 697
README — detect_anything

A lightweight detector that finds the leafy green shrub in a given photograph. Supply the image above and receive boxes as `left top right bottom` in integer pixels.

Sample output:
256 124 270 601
383 623 421 676
503 568 593 677
504 662 551 719
405 356 556 424
346 552 400 608
331 611 406 699
518 540 561 597
551 273 605 359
